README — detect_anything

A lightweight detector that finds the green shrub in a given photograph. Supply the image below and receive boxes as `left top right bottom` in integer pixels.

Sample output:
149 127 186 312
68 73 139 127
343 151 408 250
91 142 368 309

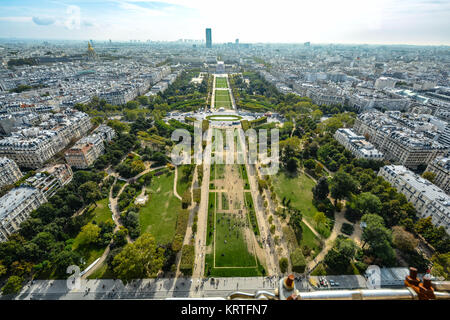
279 257 288 273
180 245 195 275
290 248 306 273
341 222 354 236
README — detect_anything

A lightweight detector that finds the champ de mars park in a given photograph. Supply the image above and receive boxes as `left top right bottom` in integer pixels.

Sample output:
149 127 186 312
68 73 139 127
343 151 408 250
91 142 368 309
3 71 448 301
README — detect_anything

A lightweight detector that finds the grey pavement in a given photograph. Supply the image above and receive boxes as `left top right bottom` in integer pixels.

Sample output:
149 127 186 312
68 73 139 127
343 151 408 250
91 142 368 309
5 276 315 300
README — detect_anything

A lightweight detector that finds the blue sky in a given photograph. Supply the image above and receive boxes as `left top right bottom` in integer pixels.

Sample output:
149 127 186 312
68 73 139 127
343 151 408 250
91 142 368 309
0 0 449 45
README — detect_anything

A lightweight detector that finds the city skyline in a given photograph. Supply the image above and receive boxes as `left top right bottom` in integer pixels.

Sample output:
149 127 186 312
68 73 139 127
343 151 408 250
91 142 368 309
0 0 449 45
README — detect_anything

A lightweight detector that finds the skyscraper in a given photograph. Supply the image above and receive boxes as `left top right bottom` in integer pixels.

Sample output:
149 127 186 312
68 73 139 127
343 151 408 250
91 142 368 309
205 28 212 48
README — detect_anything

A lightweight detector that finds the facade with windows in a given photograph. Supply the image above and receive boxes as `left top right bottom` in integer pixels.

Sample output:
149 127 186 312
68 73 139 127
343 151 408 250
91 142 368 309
0 186 47 242
0 157 22 188
334 128 384 160
379 165 450 234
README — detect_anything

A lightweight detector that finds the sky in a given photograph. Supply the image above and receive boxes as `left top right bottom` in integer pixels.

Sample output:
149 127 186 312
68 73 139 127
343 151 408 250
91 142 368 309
0 0 449 45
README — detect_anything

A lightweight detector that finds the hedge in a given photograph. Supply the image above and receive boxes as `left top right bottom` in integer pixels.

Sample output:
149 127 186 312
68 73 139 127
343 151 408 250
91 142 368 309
180 244 195 275
172 209 190 251
290 248 306 273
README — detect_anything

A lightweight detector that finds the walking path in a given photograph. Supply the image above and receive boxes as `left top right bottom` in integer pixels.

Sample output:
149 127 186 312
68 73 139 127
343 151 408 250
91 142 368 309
238 131 278 275
81 165 167 279
12 276 313 300
192 129 212 279
173 165 182 200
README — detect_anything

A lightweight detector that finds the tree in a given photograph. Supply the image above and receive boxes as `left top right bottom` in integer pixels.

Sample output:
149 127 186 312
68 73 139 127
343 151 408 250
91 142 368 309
137 95 150 106
392 226 418 252
431 253 449 280
422 171 436 183
77 223 101 247
312 177 329 201
2 276 23 295
324 237 357 273
329 170 358 202
53 250 81 276
304 159 316 170
107 120 129 133
112 233 164 282
348 192 382 218
361 214 395 264
79 181 101 205
313 211 327 226
0 262 7 277
279 257 288 273
289 210 303 243
126 101 139 109
286 157 298 173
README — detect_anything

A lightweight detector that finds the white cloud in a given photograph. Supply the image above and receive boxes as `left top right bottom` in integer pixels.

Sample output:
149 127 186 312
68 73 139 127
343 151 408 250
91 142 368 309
32 16 55 26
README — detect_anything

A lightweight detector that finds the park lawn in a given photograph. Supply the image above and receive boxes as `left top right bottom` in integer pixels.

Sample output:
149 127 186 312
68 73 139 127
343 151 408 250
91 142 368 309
214 91 232 108
215 77 228 88
87 262 115 279
72 241 106 268
239 164 250 189
215 91 231 101
205 253 265 277
71 198 114 267
244 192 259 235
221 192 229 210
206 192 216 246
216 164 225 179
176 165 192 196
300 221 321 257
139 171 181 244
272 170 320 222
88 198 113 225
214 212 256 268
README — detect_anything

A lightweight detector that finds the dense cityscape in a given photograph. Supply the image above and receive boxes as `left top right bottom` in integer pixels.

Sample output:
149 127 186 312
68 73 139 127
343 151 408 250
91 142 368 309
0 2 449 308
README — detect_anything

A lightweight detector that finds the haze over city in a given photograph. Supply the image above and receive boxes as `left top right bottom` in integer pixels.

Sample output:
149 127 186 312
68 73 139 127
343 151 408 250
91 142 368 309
0 0 449 45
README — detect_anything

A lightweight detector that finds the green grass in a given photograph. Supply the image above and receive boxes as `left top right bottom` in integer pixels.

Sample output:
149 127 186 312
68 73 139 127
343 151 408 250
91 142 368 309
216 164 225 179
272 170 320 222
214 90 232 108
214 212 256 267
300 221 321 256
88 198 113 225
205 253 265 277
176 165 193 196
221 192 229 210
239 164 250 189
87 262 115 279
206 192 216 246
139 171 181 244
206 114 242 121
244 192 260 236
71 198 113 267
215 77 228 88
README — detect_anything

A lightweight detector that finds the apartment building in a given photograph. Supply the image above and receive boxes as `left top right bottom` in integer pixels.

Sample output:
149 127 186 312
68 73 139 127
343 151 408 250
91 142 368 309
0 186 47 242
379 165 450 234
426 157 450 195
334 128 384 160
26 164 73 199
65 125 115 169
0 157 22 188
354 111 448 169
0 110 92 168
